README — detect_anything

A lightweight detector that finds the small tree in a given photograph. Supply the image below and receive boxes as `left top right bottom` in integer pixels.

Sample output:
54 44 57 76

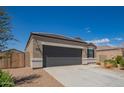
115 56 123 64
119 58 124 67
0 7 14 51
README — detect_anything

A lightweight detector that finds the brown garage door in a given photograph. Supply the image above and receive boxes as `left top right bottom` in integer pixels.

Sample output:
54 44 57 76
43 45 82 67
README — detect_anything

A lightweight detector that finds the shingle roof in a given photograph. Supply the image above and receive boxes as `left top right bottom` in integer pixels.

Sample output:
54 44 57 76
25 32 96 49
0 49 24 53
96 46 122 51
31 32 87 44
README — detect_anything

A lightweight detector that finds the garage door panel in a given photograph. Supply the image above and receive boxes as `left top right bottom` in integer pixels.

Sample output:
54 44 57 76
46 57 82 67
43 45 82 67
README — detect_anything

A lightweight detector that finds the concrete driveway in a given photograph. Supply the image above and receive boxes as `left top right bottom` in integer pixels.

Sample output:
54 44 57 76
45 64 124 87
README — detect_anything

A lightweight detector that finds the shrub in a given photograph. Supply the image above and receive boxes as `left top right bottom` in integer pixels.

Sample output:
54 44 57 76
119 58 124 67
104 59 112 64
0 70 15 87
96 62 101 65
104 60 112 68
115 56 123 64
104 59 109 63
104 59 117 68
109 59 118 67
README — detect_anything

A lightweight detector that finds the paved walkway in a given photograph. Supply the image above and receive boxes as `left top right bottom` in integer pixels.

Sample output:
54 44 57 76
45 64 124 87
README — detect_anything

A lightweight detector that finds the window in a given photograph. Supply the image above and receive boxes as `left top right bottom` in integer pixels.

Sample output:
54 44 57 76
87 48 94 58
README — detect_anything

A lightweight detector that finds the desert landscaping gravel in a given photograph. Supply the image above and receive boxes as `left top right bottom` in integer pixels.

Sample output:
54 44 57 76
3 67 63 87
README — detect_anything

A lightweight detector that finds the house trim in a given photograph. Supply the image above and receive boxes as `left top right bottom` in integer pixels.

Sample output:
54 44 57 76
41 41 84 49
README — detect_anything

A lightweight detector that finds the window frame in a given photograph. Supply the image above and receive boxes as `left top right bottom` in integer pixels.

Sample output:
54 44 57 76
87 48 94 58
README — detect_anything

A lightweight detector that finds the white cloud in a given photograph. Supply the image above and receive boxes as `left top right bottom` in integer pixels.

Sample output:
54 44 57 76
87 30 91 33
105 43 116 47
87 38 110 44
84 27 91 33
114 37 123 41
87 37 123 46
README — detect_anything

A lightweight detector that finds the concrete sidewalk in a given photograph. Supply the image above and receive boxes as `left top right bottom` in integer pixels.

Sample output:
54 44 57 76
45 64 124 87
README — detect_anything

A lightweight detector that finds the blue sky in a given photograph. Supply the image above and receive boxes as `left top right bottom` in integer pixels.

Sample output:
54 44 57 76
6 6 124 51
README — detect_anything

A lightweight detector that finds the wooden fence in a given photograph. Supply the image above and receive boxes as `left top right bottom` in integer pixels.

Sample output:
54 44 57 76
0 52 25 69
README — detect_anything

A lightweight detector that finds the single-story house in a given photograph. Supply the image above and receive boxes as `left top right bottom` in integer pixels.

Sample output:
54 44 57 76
96 46 124 62
25 32 96 68
0 49 25 69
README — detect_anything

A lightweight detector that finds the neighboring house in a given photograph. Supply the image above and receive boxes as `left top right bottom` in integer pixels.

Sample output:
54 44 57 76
0 49 25 69
96 46 124 62
25 32 96 68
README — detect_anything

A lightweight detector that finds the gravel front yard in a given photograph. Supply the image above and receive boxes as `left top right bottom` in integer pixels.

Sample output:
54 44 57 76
3 67 63 87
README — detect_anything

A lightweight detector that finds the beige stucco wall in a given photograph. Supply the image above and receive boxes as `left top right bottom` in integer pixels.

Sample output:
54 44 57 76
25 34 96 68
27 34 96 59
96 49 123 62
25 39 34 67
32 34 96 59
33 40 43 58
121 48 124 57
